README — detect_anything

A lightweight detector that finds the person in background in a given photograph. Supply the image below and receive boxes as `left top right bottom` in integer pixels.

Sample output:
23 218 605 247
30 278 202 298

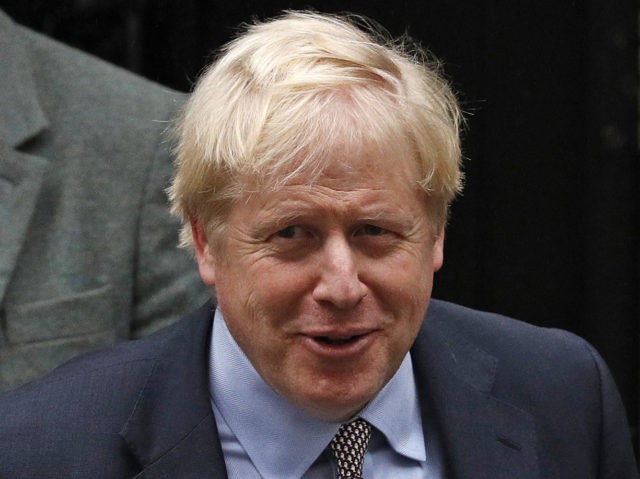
0 8 208 392
0 10 637 478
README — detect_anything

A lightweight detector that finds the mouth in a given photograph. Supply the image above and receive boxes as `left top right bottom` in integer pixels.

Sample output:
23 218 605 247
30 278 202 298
313 334 365 346
301 330 377 358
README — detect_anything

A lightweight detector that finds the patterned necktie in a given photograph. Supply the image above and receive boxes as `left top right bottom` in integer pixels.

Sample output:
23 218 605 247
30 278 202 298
330 418 372 479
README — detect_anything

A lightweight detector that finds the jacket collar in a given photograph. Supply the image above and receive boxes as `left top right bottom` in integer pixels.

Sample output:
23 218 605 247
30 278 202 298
119 302 228 478
0 9 48 147
413 299 540 479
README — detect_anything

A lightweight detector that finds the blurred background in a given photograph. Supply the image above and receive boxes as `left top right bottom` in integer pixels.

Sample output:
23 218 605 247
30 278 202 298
1 0 638 453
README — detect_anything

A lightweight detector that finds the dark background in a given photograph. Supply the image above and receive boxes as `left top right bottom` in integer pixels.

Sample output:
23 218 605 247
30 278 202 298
2 0 638 453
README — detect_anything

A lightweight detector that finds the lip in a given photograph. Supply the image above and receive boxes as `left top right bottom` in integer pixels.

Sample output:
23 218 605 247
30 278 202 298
299 329 378 359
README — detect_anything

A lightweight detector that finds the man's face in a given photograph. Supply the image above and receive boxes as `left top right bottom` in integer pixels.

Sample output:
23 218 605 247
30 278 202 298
193 146 443 422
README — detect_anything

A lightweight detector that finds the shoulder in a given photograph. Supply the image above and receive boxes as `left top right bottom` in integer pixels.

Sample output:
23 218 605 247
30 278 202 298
420 299 609 408
424 299 594 363
417 300 638 476
419 299 620 427
15 20 185 124
1 302 211 402
0 303 213 474
0 335 158 475
1 318 167 419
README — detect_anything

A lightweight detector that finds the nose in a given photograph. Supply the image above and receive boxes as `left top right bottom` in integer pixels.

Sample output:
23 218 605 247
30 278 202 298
312 235 367 309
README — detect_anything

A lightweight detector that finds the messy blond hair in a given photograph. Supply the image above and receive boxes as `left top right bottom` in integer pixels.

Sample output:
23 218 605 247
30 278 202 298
169 10 462 248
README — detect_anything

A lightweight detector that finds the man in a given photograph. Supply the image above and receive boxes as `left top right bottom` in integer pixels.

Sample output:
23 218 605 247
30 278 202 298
0 11 637 478
0 8 208 392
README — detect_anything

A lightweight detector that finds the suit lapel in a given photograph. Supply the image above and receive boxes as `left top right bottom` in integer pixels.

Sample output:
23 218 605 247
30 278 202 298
120 303 228 478
413 301 540 479
129 413 225 479
0 11 50 304
0 12 48 146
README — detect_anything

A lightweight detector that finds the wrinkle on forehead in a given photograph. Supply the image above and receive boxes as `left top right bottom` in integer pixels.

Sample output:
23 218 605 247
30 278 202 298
232 177 431 239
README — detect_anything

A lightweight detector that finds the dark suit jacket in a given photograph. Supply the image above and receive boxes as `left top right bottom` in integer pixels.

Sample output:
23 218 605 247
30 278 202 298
0 299 636 478
0 10 208 391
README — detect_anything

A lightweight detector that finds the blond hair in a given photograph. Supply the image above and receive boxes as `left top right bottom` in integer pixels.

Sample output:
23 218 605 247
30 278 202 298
169 10 463 248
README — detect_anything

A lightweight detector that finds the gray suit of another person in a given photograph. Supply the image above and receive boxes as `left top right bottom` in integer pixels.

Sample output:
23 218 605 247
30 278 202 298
0 9 208 392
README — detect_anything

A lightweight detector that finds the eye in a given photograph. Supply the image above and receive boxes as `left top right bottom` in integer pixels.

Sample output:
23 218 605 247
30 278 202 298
359 224 387 236
275 225 306 239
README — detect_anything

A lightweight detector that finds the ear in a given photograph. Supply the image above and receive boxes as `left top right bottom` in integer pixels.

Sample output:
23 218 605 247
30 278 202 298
432 226 445 272
190 217 217 287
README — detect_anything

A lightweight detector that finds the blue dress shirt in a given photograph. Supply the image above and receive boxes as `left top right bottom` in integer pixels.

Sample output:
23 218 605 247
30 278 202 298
209 309 443 478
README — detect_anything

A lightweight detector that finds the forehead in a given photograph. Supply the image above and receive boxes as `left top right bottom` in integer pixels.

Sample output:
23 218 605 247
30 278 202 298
235 144 427 221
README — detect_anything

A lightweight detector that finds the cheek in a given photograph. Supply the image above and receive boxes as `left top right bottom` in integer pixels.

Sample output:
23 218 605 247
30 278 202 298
368 250 434 298
216 260 312 334
365 252 433 348
252 261 315 306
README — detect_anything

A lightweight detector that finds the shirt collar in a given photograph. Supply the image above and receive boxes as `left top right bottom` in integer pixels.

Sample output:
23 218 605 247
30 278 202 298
209 308 426 477
360 348 427 461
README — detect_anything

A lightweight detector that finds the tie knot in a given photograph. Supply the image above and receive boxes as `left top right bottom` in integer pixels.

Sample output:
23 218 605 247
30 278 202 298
330 418 372 479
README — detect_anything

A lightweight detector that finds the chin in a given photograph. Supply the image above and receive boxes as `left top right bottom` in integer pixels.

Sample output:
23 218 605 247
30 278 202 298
301 401 367 423
292 384 381 422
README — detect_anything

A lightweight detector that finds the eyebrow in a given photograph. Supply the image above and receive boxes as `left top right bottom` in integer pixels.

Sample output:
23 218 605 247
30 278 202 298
252 201 420 236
